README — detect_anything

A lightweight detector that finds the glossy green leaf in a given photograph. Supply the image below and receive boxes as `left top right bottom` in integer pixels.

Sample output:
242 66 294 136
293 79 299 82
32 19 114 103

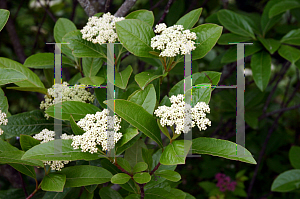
175 8 202 29
144 188 175 199
41 173 66 192
20 134 40 151
42 188 73 199
0 9 9 32
0 110 54 139
157 119 171 140
63 30 106 58
217 33 252 45
82 57 103 77
116 127 139 148
190 24 223 60
125 194 140 199
0 139 18 152
0 88 8 114
155 170 181 182
250 51 272 91
60 165 112 187
135 71 164 90
85 185 97 193
45 101 101 121
9 163 36 179
54 18 77 43
94 88 107 108
111 173 131 184
133 162 148 173
116 19 157 58
133 172 151 184
217 10 255 39
0 58 44 87
142 148 153 171
188 86 212 106
128 84 156 114
24 53 74 69
116 132 142 155
269 1 300 18
257 37 280 54
289 146 300 169
22 139 103 161
0 150 43 167
6 87 48 95
107 99 163 148
0 68 27 86
116 157 132 173
126 10 154 26
160 140 192 165
281 28 300 46
78 76 105 85
80 189 94 199
278 45 300 63
99 187 123 199
70 115 85 135
170 189 186 199
261 0 283 36
113 65 133 89
192 137 257 164
271 169 300 192
125 139 147 168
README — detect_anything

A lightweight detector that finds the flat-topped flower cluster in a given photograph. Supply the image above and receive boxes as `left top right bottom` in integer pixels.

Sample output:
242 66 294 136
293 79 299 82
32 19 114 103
81 12 125 44
151 23 197 57
0 109 8 135
154 94 211 134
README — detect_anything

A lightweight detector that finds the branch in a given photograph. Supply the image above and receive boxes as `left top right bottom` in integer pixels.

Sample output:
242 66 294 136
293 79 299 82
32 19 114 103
150 0 164 11
114 0 137 17
31 11 47 54
263 104 300 117
77 0 97 17
114 162 133 177
150 162 160 175
70 0 79 21
18 172 28 197
105 0 112 12
157 0 174 24
37 0 57 22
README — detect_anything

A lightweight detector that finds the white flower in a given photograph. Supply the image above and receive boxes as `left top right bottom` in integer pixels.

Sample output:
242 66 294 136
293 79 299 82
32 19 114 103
0 110 8 135
71 109 123 153
154 94 211 134
33 129 73 171
40 82 94 119
81 12 125 44
151 23 197 57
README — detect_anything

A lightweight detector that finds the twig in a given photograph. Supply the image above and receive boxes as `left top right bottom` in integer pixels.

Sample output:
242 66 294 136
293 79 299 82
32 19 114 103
18 172 28 197
280 77 291 108
263 104 300 118
70 0 78 21
150 0 164 10
121 52 131 62
114 162 133 177
78 186 84 197
138 183 145 198
283 68 300 107
31 11 47 54
104 0 111 12
12 0 25 21
114 0 137 17
37 0 57 22
77 0 97 17
150 162 161 175
157 0 174 24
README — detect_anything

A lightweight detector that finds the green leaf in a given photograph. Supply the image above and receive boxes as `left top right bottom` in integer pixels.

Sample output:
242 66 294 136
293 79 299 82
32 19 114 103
9 163 36 179
116 127 139 148
68 72 82 85
0 68 27 86
133 162 148 173
289 146 300 169
135 71 164 90
169 189 186 199
217 10 255 39
113 65 133 89
250 51 272 91
0 9 9 32
80 189 94 199
0 110 54 139
45 101 101 121
160 140 192 165
24 53 75 69
144 188 175 199
261 0 283 36
82 57 103 77
116 19 157 58
133 172 151 184
126 10 154 27
281 28 300 46
269 1 300 18
142 148 153 171
155 170 181 182
41 173 66 192
0 88 8 114
0 150 43 167
54 18 77 43
0 138 18 152
6 87 48 95
20 134 40 151
257 37 280 54
60 165 112 187
22 139 102 161
190 24 223 61
128 84 156 114
125 194 140 199
188 86 212 106
192 137 257 164
271 169 300 192
95 88 107 108
0 58 44 88
175 8 202 29
70 115 85 135
116 132 142 155
278 45 300 63
125 139 147 168
157 119 171 141
99 187 123 199
42 188 73 199
85 185 98 193
217 33 252 45
63 30 106 58
111 173 131 184
116 157 132 173
79 76 105 85
107 99 163 148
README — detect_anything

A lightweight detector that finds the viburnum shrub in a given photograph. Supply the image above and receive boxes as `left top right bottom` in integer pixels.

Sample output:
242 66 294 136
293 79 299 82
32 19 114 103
0 8 256 199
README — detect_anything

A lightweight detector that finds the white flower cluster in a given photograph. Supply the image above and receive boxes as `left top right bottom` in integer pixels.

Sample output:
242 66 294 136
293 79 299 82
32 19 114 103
33 129 73 171
154 94 211 134
40 82 95 119
151 23 197 57
0 109 8 135
81 12 125 44
71 109 122 153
